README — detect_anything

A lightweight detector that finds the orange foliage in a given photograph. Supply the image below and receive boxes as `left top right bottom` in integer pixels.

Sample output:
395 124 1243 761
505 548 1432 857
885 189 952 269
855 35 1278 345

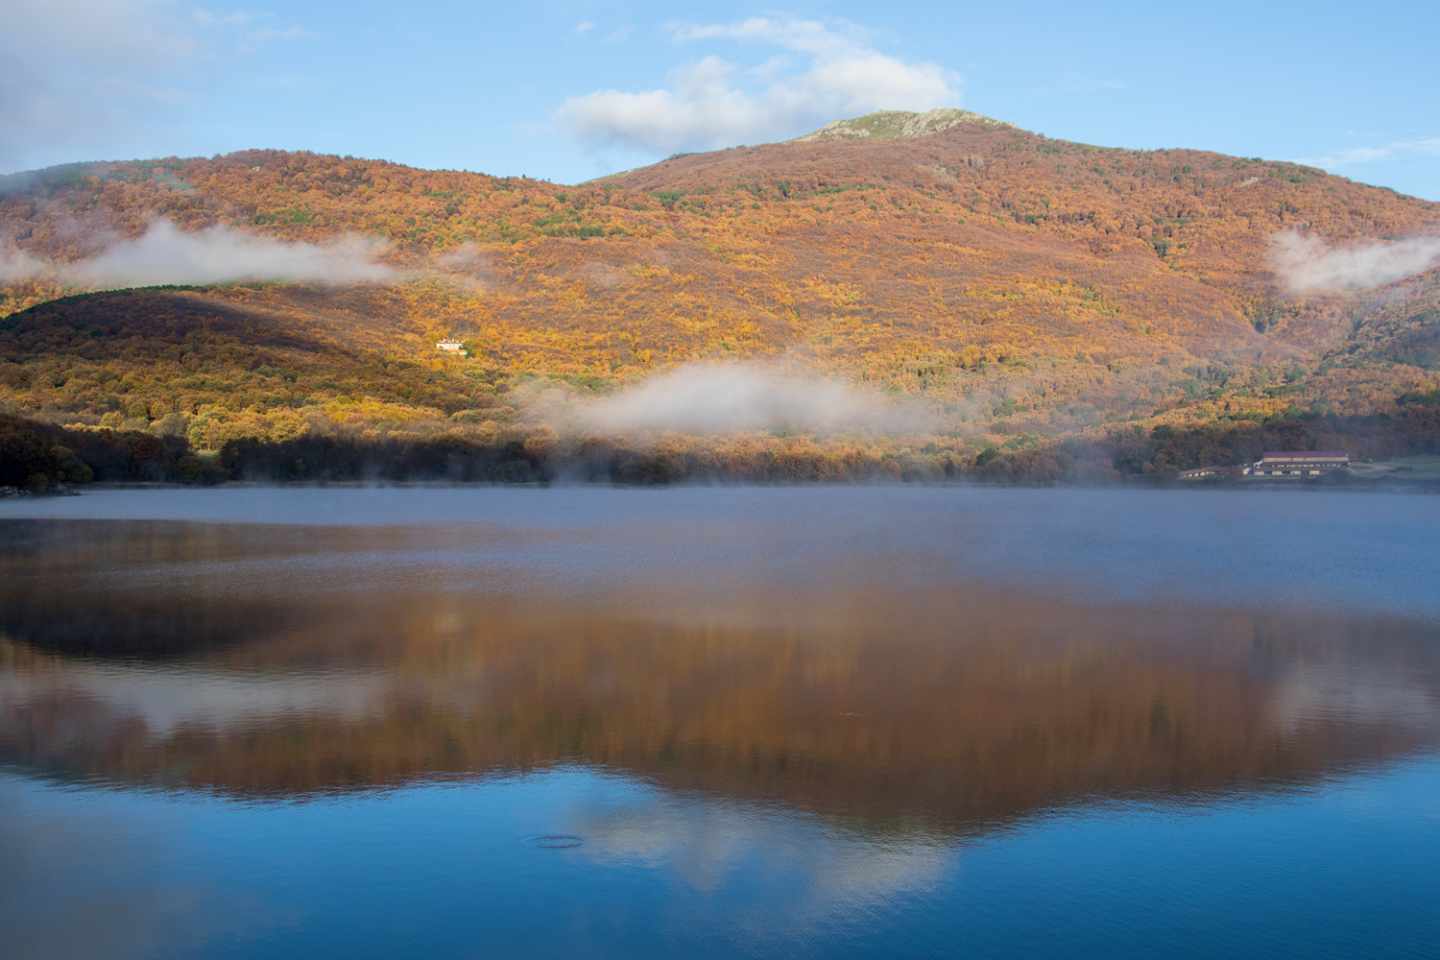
2 121 1438 449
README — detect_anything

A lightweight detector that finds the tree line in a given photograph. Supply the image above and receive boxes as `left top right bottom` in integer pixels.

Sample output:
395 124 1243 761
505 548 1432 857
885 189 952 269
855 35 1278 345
4 399 1439 493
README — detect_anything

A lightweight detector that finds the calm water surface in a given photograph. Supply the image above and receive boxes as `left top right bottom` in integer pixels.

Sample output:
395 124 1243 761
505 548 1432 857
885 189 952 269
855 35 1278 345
1 487 1438 958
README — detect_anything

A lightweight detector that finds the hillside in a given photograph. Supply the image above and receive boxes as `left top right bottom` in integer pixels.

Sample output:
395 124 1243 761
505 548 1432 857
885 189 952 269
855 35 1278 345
2 110 1438 473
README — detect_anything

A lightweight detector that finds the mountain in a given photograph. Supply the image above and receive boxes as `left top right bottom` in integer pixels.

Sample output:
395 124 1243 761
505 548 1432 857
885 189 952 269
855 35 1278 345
1 110 1438 477
793 108 1014 141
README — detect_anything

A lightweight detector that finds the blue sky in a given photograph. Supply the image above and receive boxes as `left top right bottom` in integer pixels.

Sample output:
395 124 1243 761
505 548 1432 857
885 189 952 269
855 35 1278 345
6 1 1438 199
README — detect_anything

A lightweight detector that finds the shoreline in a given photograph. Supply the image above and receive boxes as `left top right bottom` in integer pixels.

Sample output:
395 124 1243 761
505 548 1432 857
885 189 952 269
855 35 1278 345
3 475 1438 498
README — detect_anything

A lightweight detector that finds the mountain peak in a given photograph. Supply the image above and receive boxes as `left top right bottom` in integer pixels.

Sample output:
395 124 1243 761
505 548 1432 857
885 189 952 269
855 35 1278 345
794 108 1012 143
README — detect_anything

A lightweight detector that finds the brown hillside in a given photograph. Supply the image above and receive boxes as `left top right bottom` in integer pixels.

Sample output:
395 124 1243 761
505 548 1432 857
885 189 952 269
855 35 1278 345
5 526 1437 823
1 112 1438 449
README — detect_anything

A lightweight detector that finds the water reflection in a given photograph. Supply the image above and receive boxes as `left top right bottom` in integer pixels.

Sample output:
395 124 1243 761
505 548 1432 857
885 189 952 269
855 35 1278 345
569 793 953 916
4 500 1440 959
3 517 1437 839
0 781 286 960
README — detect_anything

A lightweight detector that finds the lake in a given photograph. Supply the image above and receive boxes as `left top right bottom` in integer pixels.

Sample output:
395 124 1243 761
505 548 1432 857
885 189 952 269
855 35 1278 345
2 486 1438 959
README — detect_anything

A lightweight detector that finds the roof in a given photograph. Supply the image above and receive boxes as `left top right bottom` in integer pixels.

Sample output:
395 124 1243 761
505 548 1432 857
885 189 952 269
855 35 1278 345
1259 451 1348 459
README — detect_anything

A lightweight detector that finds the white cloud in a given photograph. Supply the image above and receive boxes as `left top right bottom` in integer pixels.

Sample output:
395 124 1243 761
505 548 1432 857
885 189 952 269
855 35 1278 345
0 1 305 172
233 22 309 56
2 0 200 146
672 16 865 57
193 7 254 27
1298 136 1440 170
522 361 935 437
0 246 49 285
1269 229 1440 295
575 20 595 34
556 16 960 153
1 219 398 288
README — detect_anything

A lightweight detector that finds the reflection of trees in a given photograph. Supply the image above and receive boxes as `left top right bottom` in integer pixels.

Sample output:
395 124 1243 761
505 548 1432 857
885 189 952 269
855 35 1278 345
4 571 1437 836
0 519 546 658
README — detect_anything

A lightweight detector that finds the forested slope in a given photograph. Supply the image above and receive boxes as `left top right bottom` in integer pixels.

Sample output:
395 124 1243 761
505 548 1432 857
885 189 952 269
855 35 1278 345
2 110 1438 479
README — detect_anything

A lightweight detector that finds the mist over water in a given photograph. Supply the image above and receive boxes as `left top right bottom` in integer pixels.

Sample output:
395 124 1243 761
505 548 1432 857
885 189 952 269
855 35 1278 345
1 487 1438 958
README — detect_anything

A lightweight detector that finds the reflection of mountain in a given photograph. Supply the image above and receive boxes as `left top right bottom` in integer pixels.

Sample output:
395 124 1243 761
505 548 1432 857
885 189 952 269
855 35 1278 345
2 519 1438 839
0 518 553 658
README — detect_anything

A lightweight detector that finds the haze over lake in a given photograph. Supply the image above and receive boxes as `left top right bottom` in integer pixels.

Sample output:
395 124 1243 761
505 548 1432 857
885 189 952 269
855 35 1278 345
2 487 1438 959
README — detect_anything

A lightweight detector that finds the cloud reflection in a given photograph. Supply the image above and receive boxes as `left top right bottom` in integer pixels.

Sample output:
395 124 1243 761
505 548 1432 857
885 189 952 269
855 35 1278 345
571 794 953 924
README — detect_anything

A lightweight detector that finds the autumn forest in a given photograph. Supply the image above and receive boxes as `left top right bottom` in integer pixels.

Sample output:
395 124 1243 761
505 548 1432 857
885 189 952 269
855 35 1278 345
2 109 1438 487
